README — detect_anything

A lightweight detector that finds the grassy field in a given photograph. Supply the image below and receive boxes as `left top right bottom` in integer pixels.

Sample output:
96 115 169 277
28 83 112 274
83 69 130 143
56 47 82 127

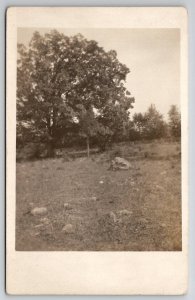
16 140 182 251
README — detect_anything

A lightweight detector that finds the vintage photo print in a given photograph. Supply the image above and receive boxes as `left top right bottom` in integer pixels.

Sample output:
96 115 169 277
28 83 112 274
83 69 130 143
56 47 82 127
6 7 188 295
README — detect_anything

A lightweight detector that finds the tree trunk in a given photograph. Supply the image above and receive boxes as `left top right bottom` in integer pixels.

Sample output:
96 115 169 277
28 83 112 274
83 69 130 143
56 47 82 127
46 119 55 157
86 136 90 158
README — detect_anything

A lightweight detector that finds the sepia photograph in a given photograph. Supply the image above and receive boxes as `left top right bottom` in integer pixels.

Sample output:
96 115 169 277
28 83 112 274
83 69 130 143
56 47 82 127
6 7 188 295
16 27 182 251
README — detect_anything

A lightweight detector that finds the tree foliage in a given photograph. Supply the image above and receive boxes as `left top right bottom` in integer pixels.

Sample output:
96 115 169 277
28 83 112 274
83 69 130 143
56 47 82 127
144 104 167 139
168 105 181 138
17 30 134 156
131 105 167 140
132 112 147 138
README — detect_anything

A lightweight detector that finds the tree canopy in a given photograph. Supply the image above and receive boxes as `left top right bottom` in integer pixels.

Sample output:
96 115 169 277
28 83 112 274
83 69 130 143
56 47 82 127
17 30 134 156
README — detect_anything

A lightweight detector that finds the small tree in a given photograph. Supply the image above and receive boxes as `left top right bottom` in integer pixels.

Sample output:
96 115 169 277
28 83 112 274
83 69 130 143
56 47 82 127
168 105 181 138
132 112 147 139
78 107 99 157
144 104 166 139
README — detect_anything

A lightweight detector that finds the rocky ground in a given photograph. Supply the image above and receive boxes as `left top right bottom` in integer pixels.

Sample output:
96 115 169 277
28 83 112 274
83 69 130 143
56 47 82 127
16 141 182 251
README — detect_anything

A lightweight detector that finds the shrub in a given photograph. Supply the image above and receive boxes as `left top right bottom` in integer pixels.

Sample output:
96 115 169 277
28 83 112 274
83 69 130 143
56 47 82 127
16 143 47 161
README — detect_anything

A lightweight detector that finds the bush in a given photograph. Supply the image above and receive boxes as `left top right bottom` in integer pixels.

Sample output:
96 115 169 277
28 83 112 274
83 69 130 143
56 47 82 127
16 143 47 161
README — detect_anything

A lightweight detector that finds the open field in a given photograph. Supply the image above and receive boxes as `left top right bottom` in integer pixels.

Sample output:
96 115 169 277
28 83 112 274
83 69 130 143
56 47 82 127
16 141 182 251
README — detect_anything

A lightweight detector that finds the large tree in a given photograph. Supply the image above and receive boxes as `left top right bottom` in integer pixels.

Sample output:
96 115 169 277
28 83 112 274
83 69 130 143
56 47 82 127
17 30 134 156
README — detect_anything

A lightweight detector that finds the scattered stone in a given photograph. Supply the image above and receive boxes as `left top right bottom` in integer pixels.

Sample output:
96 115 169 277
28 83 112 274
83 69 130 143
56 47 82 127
109 211 117 223
30 231 40 237
63 203 72 210
91 196 98 201
119 209 133 216
40 217 50 224
62 224 74 234
34 224 44 228
109 157 131 171
160 171 167 175
99 180 104 184
31 207 47 216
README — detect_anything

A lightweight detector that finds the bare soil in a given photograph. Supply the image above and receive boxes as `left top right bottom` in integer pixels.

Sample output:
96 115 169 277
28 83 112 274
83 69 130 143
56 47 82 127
16 141 182 251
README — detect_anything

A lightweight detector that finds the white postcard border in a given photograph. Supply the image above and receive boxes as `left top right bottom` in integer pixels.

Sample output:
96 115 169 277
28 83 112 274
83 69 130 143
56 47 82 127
6 7 188 295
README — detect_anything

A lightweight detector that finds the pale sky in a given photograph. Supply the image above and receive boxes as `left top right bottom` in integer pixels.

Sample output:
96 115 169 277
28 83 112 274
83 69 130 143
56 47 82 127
18 28 180 119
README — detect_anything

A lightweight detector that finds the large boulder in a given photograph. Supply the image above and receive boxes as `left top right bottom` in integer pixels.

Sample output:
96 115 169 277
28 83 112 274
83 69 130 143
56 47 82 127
109 157 131 170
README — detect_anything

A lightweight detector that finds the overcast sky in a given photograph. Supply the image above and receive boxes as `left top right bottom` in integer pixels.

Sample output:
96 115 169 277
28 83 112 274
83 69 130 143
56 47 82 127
18 28 180 119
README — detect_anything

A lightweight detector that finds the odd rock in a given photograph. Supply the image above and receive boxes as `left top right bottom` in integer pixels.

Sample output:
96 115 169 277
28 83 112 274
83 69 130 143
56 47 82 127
40 217 50 224
31 207 47 216
110 157 131 170
62 224 74 234
63 203 72 210
109 211 117 223
119 209 132 216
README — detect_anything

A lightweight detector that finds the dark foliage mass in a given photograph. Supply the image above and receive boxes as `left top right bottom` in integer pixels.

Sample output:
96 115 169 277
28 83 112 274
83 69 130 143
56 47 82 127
17 30 134 157
130 104 181 142
132 104 167 140
17 30 181 160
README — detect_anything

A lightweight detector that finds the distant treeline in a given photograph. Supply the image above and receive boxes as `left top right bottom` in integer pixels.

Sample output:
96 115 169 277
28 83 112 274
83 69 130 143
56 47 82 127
129 104 181 141
17 102 181 160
